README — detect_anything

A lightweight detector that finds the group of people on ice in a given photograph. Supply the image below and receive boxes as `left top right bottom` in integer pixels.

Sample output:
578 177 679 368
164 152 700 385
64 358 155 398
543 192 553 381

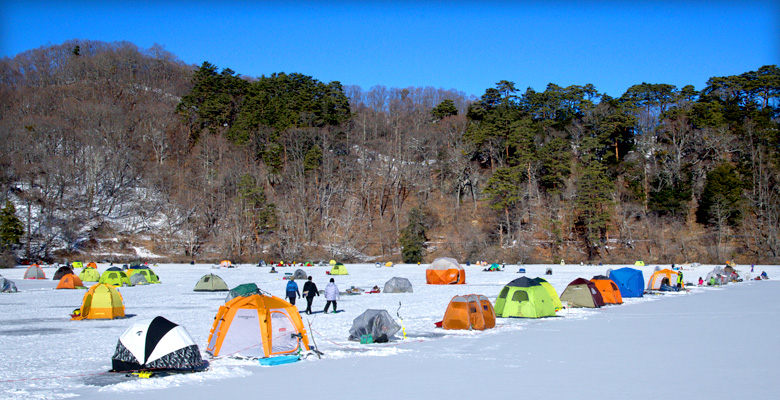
285 276 340 314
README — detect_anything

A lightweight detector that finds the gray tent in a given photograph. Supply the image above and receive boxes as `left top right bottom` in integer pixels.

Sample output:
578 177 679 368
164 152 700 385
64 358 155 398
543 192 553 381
129 273 149 286
0 277 18 293
383 277 413 293
348 309 401 343
293 269 307 280
193 274 229 292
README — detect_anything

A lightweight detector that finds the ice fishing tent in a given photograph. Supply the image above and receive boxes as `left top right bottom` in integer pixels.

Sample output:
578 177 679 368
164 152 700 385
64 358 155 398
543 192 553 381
560 278 605 308
647 269 684 290
494 277 556 318
72 283 126 320
533 277 563 311
383 277 413 293
129 273 149 286
194 274 229 292
0 277 18 293
348 309 401 342
23 264 45 279
635 260 645 266
206 294 309 358
85 262 97 269
219 260 234 268
590 275 623 304
111 316 208 373
225 283 261 302
723 266 739 282
127 265 160 284
485 263 501 271
330 263 348 275
706 267 728 286
53 266 74 280
71 261 84 269
385 261 394 267
99 267 133 287
293 269 307 280
426 257 466 284
79 267 101 282
442 294 496 330
56 273 85 289
609 267 645 298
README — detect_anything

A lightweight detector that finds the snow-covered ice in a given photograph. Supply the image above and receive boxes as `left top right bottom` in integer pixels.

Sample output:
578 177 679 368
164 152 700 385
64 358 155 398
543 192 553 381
1 262 778 399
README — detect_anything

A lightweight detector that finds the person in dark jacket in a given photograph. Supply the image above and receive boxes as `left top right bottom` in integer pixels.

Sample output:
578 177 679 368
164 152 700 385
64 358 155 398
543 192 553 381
302 276 319 315
286 278 300 305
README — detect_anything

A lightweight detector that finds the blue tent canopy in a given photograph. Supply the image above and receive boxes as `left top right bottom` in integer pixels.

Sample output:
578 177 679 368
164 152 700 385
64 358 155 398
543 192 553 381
609 267 645 298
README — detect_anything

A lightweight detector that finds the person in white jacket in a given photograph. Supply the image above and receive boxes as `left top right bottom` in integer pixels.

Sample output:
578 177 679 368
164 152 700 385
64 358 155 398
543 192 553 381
324 278 340 313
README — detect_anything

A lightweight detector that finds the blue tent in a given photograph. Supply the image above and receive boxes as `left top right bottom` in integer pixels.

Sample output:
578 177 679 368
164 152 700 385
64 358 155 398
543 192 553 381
609 267 645 298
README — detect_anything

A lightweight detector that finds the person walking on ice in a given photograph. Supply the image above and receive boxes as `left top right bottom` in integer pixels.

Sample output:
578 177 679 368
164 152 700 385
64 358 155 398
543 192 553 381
303 276 319 315
286 278 300 306
324 278 340 313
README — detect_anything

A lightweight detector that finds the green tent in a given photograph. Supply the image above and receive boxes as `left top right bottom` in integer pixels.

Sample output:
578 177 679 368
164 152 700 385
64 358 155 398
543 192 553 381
194 274 229 292
533 277 563 311
486 263 501 271
127 267 160 283
99 267 133 287
225 283 260 302
78 268 101 282
330 263 348 275
494 277 556 318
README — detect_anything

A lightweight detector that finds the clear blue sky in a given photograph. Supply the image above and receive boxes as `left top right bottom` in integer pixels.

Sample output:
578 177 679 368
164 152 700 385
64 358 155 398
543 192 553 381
1 1 778 98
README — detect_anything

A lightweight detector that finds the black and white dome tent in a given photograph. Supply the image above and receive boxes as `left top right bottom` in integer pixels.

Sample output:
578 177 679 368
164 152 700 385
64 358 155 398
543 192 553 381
111 316 208 373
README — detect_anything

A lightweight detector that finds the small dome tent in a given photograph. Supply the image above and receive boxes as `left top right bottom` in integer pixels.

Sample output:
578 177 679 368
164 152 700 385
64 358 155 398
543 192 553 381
219 260 234 268
72 283 125 320
330 263 348 275
79 267 101 282
635 260 645 266
560 278 605 308
383 277 413 293
225 283 261 302
293 269 308 280
348 309 401 343
494 277 556 318
206 294 309 358
71 261 84 269
99 267 133 287
609 267 645 298
53 266 74 280
85 262 97 269
442 294 496 330
111 316 208 373
23 264 46 279
129 273 149 286
0 277 18 293
647 269 684 290
426 257 466 284
194 274 229 292
56 273 85 289
590 275 623 304
127 266 160 284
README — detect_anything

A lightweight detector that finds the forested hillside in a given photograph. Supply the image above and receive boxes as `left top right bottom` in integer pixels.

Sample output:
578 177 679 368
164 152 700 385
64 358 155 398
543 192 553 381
1 40 778 264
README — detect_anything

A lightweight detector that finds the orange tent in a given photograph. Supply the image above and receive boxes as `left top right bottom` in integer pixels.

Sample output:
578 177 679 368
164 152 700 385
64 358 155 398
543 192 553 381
426 257 466 284
219 260 233 268
442 294 496 330
206 294 309 358
590 276 623 304
647 269 685 290
85 262 98 269
56 273 84 289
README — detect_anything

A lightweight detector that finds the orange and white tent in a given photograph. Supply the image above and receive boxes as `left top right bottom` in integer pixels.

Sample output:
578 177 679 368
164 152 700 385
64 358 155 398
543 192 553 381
56 273 85 289
219 260 233 268
23 264 45 279
590 276 623 304
647 269 684 290
442 294 496 330
426 257 466 284
85 262 98 269
206 294 309 358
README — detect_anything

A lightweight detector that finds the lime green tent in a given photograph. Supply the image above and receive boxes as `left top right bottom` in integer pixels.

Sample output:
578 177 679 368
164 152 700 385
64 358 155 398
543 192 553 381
330 263 348 275
533 277 563 311
99 267 133 287
127 267 160 283
494 277 556 318
79 268 101 282
634 260 645 266
71 261 84 269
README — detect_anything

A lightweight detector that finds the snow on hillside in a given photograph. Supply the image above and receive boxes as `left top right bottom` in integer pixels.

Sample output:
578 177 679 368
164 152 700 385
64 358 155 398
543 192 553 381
0 262 777 399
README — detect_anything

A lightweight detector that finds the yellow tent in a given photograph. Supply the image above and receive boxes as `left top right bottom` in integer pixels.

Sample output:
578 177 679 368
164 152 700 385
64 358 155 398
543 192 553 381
72 283 125 320
99 268 133 287
330 263 348 275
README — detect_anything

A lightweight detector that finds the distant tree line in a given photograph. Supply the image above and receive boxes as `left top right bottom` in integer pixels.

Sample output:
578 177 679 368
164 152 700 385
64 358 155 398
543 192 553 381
1 39 778 264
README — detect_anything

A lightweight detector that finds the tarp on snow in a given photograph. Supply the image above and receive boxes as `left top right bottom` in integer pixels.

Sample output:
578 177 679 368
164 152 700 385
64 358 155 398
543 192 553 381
348 309 401 343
